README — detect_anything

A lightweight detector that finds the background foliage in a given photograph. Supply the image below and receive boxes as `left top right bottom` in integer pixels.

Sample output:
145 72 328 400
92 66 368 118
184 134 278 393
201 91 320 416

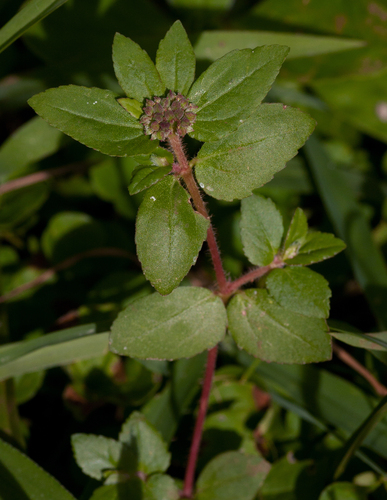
1 0 387 499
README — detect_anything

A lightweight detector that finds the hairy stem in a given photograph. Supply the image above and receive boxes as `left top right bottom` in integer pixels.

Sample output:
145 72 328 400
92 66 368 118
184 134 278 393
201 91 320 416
182 345 218 498
168 134 223 498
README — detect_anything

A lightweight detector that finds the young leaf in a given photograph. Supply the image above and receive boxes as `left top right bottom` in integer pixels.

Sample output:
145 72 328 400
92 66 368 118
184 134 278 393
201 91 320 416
143 474 179 500
266 267 331 318
282 207 308 260
128 166 171 195
319 483 367 500
113 33 165 102
119 412 170 474
28 86 157 157
240 194 284 266
0 436 76 500
227 289 331 364
285 231 346 265
71 434 135 480
196 451 271 500
109 287 227 360
135 176 209 295
188 45 290 142
195 103 315 201
156 20 196 95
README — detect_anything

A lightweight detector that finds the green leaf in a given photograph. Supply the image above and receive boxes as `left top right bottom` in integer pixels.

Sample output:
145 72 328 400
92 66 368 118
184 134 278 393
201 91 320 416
135 176 209 295
335 394 387 479
0 117 64 184
71 434 135 480
143 474 179 500
282 208 308 260
227 289 331 363
194 31 366 62
110 287 227 360
0 0 68 53
188 46 290 142
119 412 170 474
319 483 367 500
14 370 45 405
285 231 346 265
266 267 331 319
0 331 109 381
195 103 315 201
117 97 143 119
28 86 157 157
196 451 270 500
113 33 165 102
128 166 171 195
331 330 387 351
240 194 284 266
0 436 76 499
156 20 195 95
168 0 233 9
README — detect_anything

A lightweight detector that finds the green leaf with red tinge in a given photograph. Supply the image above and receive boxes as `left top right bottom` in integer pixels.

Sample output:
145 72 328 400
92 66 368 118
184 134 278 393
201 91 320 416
135 176 209 295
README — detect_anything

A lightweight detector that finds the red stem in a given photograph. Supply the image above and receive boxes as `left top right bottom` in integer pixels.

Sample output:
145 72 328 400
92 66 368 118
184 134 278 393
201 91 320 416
182 346 218 498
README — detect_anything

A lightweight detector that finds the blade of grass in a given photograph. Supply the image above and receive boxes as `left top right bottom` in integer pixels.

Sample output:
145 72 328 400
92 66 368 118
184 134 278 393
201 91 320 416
0 0 68 53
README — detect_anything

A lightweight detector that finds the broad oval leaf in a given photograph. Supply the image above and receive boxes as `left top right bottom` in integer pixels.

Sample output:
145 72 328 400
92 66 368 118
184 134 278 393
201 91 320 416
119 412 170 474
227 289 331 364
266 267 331 318
285 231 346 265
109 287 227 360
135 176 209 295
28 86 157 157
195 103 315 201
240 194 284 266
196 451 271 500
188 45 289 142
156 20 196 95
113 33 165 102
129 166 171 195
0 437 76 500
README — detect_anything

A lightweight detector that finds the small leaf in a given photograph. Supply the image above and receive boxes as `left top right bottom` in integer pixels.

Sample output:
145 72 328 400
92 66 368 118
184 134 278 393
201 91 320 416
71 434 134 480
109 287 227 360
143 474 179 500
133 146 174 166
0 436 76 500
156 20 196 95
119 412 170 474
118 97 143 118
28 86 157 157
128 166 171 195
266 267 331 319
113 33 165 102
135 176 209 295
227 289 331 364
282 208 308 260
240 194 284 266
330 330 387 351
195 103 315 201
319 483 367 500
285 231 346 265
188 45 289 142
196 451 270 500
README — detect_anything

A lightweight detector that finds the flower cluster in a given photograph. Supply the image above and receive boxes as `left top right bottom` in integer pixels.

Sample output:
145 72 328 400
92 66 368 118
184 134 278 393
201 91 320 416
140 90 198 141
